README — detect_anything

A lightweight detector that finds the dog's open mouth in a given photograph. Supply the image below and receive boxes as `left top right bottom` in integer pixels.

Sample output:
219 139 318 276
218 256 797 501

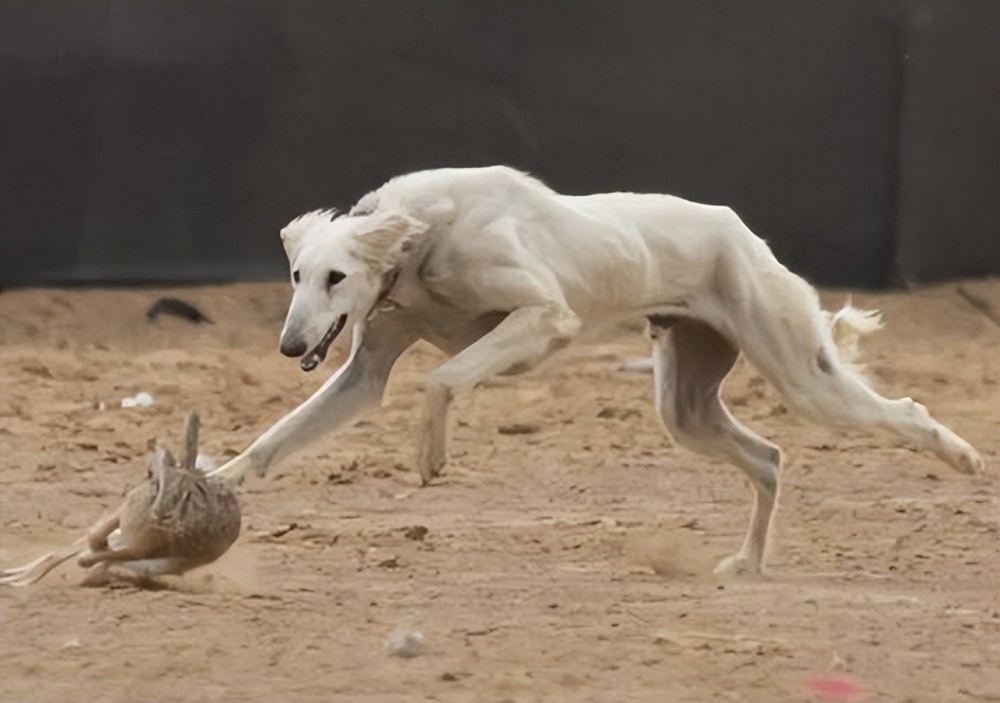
300 314 348 372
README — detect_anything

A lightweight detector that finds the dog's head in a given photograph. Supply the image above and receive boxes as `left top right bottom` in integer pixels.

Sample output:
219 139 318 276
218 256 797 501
278 208 428 371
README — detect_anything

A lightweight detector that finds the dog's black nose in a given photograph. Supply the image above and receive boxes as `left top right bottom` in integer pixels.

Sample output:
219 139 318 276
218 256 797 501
280 338 308 357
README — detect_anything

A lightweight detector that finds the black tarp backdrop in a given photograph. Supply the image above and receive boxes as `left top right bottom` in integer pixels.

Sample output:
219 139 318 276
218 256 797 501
1 0 997 289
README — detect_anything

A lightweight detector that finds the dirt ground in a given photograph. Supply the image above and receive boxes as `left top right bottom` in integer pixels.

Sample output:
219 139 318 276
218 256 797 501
0 279 997 703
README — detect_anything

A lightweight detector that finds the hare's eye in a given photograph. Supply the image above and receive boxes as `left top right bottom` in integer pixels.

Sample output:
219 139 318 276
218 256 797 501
292 270 300 284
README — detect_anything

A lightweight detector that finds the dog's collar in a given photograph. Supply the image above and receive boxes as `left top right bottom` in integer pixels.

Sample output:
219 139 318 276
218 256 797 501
368 267 402 320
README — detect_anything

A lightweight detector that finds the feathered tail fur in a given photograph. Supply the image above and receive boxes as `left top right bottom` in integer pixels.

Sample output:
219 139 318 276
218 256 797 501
824 297 883 372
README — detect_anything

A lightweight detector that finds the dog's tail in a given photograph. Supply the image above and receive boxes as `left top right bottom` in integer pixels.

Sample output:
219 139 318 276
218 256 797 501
824 296 882 371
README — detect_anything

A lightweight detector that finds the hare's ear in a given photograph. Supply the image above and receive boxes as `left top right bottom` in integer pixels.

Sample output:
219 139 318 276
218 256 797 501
148 445 178 518
180 412 200 471
352 211 430 273
143 438 160 480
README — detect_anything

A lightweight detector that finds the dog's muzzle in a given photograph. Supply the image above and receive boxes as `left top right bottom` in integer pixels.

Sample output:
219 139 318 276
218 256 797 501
299 314 348 372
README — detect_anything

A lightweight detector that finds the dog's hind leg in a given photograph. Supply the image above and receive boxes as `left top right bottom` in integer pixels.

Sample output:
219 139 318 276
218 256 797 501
650 317 782 576
725 280 983 475
418 304 581 485
764 357 983 475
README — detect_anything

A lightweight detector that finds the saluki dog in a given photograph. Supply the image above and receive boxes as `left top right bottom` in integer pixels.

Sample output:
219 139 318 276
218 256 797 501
209 166 982 575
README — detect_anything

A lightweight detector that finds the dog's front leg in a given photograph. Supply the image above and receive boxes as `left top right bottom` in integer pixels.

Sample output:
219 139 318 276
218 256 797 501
418 304 580 484
210 317 421 486
209 353 381 485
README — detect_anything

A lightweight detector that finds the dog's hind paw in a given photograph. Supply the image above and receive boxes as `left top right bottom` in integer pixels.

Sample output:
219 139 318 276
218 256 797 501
956 449 985 476
417 457 445 486
934 431 985 476
713 553 761 577
417 439 446 486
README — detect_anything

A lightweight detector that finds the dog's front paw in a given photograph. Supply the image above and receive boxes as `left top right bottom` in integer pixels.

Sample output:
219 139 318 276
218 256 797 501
934 430 985 476
209 453 260 487
207 465 243 487
251 454 270 479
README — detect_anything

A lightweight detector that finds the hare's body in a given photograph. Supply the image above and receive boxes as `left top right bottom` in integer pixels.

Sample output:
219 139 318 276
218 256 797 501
1 413 240 586
79 455 241 579
120 471 240 566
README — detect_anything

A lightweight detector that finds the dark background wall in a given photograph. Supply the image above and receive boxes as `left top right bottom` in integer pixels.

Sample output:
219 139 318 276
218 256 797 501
1 0 996 289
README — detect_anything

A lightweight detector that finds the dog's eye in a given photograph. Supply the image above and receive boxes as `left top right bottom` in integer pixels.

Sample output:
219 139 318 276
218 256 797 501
327 270 346 288
292 270 300 284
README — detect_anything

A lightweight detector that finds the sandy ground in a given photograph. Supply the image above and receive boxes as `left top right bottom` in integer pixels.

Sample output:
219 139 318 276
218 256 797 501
0 279 997 703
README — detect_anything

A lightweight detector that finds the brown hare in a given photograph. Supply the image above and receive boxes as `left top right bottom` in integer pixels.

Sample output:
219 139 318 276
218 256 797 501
1 412 240 587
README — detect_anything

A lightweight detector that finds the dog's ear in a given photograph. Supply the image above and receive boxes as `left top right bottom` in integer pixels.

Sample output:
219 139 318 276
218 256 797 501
352 211 430 272
280 222 306 262
280 209 337 262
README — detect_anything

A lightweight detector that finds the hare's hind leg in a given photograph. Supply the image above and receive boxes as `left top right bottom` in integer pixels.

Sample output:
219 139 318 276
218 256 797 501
1 506 121 586
77 542 151 568
0 538 88 587
122 557 194 578
81 557 194 587
86 508 122 552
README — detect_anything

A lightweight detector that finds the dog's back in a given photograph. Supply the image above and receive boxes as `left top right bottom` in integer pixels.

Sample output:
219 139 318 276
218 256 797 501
380 167 778 322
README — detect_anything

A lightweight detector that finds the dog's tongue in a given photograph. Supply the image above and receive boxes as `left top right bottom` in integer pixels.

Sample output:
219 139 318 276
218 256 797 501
300 314 348 372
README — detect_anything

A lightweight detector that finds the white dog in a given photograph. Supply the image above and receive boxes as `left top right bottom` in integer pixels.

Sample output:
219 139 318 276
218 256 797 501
210 166 982 575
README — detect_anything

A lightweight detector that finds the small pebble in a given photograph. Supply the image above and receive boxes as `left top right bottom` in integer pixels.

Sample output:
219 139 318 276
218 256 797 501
404 525 429 541
385 628 424 658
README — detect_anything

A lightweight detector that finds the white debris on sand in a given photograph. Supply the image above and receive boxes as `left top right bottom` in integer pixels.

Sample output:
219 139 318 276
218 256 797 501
384 628 425 658
121 392 155 408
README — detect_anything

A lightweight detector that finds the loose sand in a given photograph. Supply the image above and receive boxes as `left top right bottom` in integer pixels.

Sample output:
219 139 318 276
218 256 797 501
1 279 996 703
